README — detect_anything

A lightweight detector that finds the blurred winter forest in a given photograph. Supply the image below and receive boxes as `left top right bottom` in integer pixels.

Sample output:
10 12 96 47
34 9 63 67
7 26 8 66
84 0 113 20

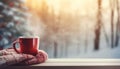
1 0 120 58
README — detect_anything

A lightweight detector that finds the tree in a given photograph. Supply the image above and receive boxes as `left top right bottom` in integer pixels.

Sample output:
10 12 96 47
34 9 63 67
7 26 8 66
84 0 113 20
0 0 28 49
110 0 115 48
94 0 102 50
84 23 88 52
53 41 58 58
115 0 120 47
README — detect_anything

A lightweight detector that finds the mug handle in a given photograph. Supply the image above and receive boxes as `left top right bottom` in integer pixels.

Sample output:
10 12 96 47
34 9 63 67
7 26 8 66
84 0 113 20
12 40 20 53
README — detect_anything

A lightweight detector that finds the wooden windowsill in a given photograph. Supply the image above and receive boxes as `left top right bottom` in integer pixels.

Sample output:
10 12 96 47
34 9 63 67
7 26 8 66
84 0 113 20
5 59 120 69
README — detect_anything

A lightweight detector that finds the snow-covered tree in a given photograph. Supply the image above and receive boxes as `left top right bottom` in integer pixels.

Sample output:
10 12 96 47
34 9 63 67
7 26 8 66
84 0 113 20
0 0 29 49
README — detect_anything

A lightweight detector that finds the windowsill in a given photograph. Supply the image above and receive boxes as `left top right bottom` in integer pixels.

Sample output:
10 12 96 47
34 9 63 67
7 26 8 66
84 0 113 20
5 59 120 69
33 59 120 66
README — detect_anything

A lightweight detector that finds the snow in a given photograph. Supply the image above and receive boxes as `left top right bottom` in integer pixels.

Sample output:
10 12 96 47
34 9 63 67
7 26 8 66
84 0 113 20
67 46 120 58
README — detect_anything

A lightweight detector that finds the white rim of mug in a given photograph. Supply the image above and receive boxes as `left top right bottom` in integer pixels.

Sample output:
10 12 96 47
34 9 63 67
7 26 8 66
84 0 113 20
19 36 39 38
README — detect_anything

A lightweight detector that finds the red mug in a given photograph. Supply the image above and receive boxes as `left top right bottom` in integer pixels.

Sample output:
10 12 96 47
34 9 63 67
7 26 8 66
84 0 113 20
12 36 39 55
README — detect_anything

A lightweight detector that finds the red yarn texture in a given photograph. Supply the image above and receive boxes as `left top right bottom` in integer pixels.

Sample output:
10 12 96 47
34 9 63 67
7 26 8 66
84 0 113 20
0 48 48 67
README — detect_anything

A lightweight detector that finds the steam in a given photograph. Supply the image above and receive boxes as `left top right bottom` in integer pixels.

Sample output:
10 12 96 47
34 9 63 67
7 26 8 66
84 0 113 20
15 12 45 38
23 13 45 38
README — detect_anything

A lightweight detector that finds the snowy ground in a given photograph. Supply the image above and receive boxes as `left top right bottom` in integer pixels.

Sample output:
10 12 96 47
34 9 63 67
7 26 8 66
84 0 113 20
67 46 120 58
